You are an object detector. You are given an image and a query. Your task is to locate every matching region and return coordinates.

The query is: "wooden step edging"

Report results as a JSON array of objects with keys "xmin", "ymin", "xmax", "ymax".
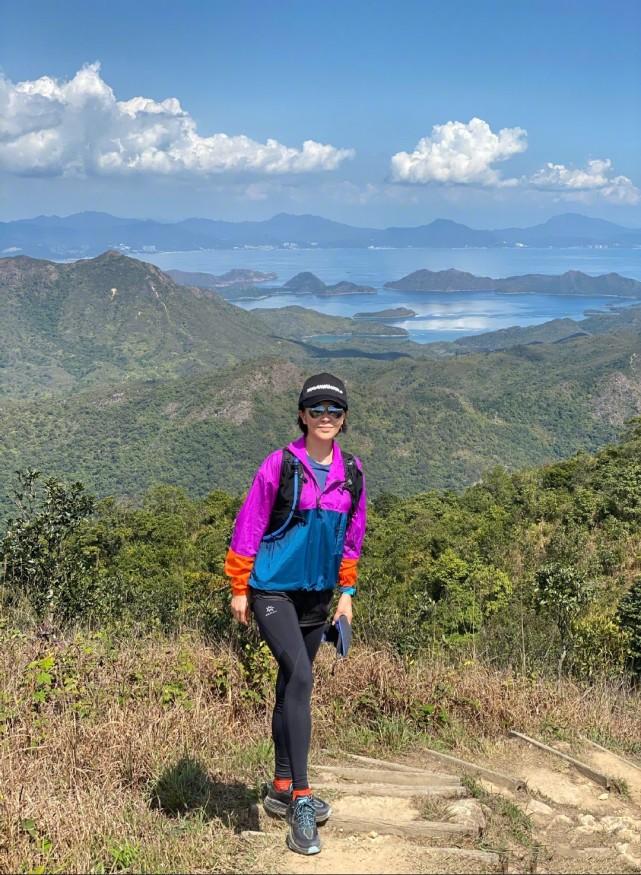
[
  {"xmin": 579, "ymin": 734, "xmax": 641, "ymax": 775},
  {"xmin": 342, "ymin": 749, "xmax": 526, "ymax": 793},
  {"xmin": 340, "ymin": 752, "xmax": 448, "ymax": 774},
  {"xmin": 509, "ymin": 730, "xmax": 613, "ymax": 790},
  {"xmin": 328, "ymin": 814, "xmax": 479, "ymax": 840},
  {"xmin": 311, "ymin": 764, "xmax": 461, "ymax": 787},
  {"xmin": 311, "ymin": 779, "xmax": 467, "ymax": 799}
]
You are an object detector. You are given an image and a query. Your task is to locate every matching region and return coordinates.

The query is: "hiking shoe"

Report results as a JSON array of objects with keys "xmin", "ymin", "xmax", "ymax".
[
  {"xmin": 286, "ymin": 796, "xmax": 321, "ymax": 855},
  {"xmin": 263, "ymin": 784, "xmax": 331, "ymax": 824},
  {"xmin": 263, "ymin": 783, "xmax": 292, "ymax": 818}
]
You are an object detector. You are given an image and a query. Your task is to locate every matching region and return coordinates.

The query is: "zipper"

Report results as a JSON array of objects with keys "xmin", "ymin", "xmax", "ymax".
[
  {"xmin": 317, "ymin": 476, "xmax": 343, "ymax": 511},
  {"xmin": 292, "ymin": 448, "xmax": 343, "ymax": 510}
]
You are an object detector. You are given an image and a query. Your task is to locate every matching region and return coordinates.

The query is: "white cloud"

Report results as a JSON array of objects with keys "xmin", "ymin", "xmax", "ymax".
[
  {"xmin": 389, "ymin": 118, "xmax": 639, "ymax": 206},
  {"xmin": 0, "ymin": 62, "xmax": 354, "ymax": 178},
  {"xmin": 528, "ymin": 159, "xmax": 640, "ymax": 205},
  {"xmin": 390, "ymin": 117, "xmax": 527, "ymax": 187}
]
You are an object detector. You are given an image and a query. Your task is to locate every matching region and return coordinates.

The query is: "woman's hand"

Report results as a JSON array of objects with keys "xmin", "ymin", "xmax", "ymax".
[
  {"xmin": 231, "ymin": 594, "xmax": 250, "ymax": 625},
  {"xmin": 333, "ymin": 593, "xmax": 352, "ymax": 625}
]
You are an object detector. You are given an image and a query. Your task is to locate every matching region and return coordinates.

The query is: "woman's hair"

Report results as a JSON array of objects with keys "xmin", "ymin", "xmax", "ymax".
[{"xmin": 297, "ymin": 407, "xmax": 348, "ymax": 435}]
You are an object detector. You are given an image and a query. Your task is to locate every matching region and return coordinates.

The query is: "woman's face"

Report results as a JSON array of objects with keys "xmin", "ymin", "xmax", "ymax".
[{"xmin": 300, "ymin": 399, "xmax": 346, "ymax": 440}]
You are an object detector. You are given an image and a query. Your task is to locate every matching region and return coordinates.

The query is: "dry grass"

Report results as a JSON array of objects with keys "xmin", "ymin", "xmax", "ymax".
[
  {"xmin": 312, "ymin": 647, "xmax": 641, "ymax": 755},
  {"xmin": 1, "ymin": 627, "xmax": 640, "ymax": 872},
  {"xmin": 414, "ymin": 795, "xmax": 452, "ymax": 822}
]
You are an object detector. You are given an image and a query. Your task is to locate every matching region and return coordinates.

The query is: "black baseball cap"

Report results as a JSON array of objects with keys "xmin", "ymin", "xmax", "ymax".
[{"xmin": 298, "ymin": 373, "xmax": 348, "ymax": 410}]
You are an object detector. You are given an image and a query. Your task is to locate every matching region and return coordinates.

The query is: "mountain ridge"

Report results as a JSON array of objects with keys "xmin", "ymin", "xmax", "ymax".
[{"xmin": 3, "ymin": 211, "xmax": 640, "ymax": 257}]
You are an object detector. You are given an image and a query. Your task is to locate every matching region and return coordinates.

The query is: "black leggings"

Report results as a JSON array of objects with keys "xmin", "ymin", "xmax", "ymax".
[{"xmin": 250, "ymin": 591, "xmax": 328, "ymax": 790}]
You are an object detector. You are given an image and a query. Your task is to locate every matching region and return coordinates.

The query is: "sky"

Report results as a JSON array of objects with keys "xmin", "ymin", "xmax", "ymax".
[{"xmin": 1, "ymin": 0, "xmax": 640, "ymax": 228}]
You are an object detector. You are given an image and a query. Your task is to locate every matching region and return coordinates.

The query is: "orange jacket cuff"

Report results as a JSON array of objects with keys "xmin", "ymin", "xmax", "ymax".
[
  {"xmin": 338, "ymin": 557, "xmax": 358, "ymax": 589},
  {"xmin": 224, "ymin": 548, "xmax": 254, "ymax": 597}
]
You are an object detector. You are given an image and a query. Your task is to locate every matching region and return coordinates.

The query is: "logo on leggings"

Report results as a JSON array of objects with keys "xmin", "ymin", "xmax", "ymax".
[{"xmin": 265, "ymin": 605, "xmax": 277, "ymax": 617}]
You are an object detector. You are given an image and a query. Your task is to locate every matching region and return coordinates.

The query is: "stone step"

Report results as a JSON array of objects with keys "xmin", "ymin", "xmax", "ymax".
[{"xmin": 343, "ymin": 750, "xmax": 525, "ymax": 793}]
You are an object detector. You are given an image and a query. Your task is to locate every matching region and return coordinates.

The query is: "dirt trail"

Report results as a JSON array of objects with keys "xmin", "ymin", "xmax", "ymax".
[{"xmin": 249, "ymin": 741, "xmax": 641, "ymax": 874}]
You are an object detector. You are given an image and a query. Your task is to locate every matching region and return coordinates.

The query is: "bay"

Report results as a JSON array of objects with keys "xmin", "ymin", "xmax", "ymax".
[{"xmin": 146, "ymin": 247, "xmax": 641, "ymax": 344}]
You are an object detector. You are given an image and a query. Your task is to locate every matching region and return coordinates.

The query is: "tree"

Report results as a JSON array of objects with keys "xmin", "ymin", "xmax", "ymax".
[
  {"xmin": 535, "ymin": 562, "xmax": 592, "ymax": 677},
  {"xmin": 1, "ymin": 470, "xmax": 96, "ymax": 621}
]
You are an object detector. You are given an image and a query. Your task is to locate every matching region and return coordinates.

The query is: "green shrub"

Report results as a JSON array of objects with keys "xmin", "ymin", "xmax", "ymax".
[
  {"xmin": 617, "ymin": 578, "xmax": 641, "ymax": 676},
  {"xmin": 0, "ymin": 470, "xmax": 96, "ymax": 622}
]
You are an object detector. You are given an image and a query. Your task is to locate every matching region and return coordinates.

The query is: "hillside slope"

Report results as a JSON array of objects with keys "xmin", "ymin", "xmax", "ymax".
[
  {"xmin": 2, "ymin": 327, "xmax": 641, "ymax": 512},
  {"xmin": 0, "ymin": 251, "xmax": 301, "ymax": 397}
]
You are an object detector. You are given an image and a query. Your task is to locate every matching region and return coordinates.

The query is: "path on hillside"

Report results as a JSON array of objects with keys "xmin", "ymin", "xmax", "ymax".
[{"xmin": 243, "ymin": 740, "xmax": 641, "ymax": 874}]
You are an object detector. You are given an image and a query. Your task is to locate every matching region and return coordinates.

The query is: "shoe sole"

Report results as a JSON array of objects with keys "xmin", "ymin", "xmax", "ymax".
[
  {"xmin": 286, "ymin": 832, "xmax": 321, "ymax": 855},
  {"xmin": 263, "ymin": 796, "xmax": 331, "ymax": 825},
  {"xmin": 263, "ymin": 795, "xmax": 288, "ymax": 818}
]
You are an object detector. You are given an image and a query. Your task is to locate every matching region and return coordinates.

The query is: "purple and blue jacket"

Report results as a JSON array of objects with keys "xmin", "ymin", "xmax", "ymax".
[{"xmin": 224, "ymin": 435, "xmax": 367, "ymax": 597}]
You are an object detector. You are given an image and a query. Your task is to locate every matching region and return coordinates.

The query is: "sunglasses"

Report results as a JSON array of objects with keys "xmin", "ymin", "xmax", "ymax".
[{"xmin": 307, "ymin": 404, "xmax": 345, "ymax": 420}]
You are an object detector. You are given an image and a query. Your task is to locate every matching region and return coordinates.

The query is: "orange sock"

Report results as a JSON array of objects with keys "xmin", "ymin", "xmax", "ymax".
[
  {"xmin": 292, "ymin": 787, "xmax": 312, "ymax": 799},
  {"xmin": 273, "ymin": 777, "xmax": 292, "ymax": 792}
]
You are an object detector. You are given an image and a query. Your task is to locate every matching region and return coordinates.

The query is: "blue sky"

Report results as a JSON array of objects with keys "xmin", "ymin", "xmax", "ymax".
[{"xmin": 1, "ymin": 0, "xmax": 640, "ymax": 227}]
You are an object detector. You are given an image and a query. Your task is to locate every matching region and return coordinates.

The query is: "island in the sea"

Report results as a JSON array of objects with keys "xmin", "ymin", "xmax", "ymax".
[
  {"xmin": 282, "ymin": 272, "xmax": 376, "ymax": 296},
  {"xmin": 353, "ymin": 307, "xmax": 417, "ymax": 320},
  {"xmin": 384, "ymin": 268, "xmax": 641, "ymax": 297},
  {"xmin": 167, "ymin": 268, "xmax": 277, "ymax": 290},
  {"xmin": 170, "ymin": 268, "xmax": 377, "ymax": 300}
]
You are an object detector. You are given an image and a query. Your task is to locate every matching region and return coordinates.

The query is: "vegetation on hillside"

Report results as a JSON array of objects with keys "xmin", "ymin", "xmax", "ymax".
[
  {"xmin": 454, "ymin": 303, "xmax": 641, "ymax": 352},
  {"xmin": 2, "ymin": 321, "xmax": 640, "ymax": 516},
  {"xmin": 3, "ymin": 420, "xmax": 641, "ymax": 679},
  {"xmin": 8, "ymin": 250, "xmax": 641, "ymax": 406}
]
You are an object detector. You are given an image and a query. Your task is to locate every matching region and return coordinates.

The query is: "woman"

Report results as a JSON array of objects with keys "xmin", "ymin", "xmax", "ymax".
[{"xmin": 224, "ymin": 372, "xmax": 367, "ymax": 856}]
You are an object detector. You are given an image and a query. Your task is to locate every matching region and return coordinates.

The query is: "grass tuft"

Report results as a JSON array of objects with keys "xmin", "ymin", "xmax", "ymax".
[{"xmin": 462, "ymin": 775, "xmax": 534, "ymax": 849}]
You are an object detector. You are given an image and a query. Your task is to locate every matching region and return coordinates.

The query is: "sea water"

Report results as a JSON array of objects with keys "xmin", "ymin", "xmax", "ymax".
[{"xmin": 146, "ymin": 247, "xmax": 641, "ymax": 344}]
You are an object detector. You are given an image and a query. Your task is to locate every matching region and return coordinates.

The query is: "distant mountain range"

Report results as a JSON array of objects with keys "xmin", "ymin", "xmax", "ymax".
[{"xmin": 2, "ymin": 211, "xmax": 640, "ymax": 258}]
